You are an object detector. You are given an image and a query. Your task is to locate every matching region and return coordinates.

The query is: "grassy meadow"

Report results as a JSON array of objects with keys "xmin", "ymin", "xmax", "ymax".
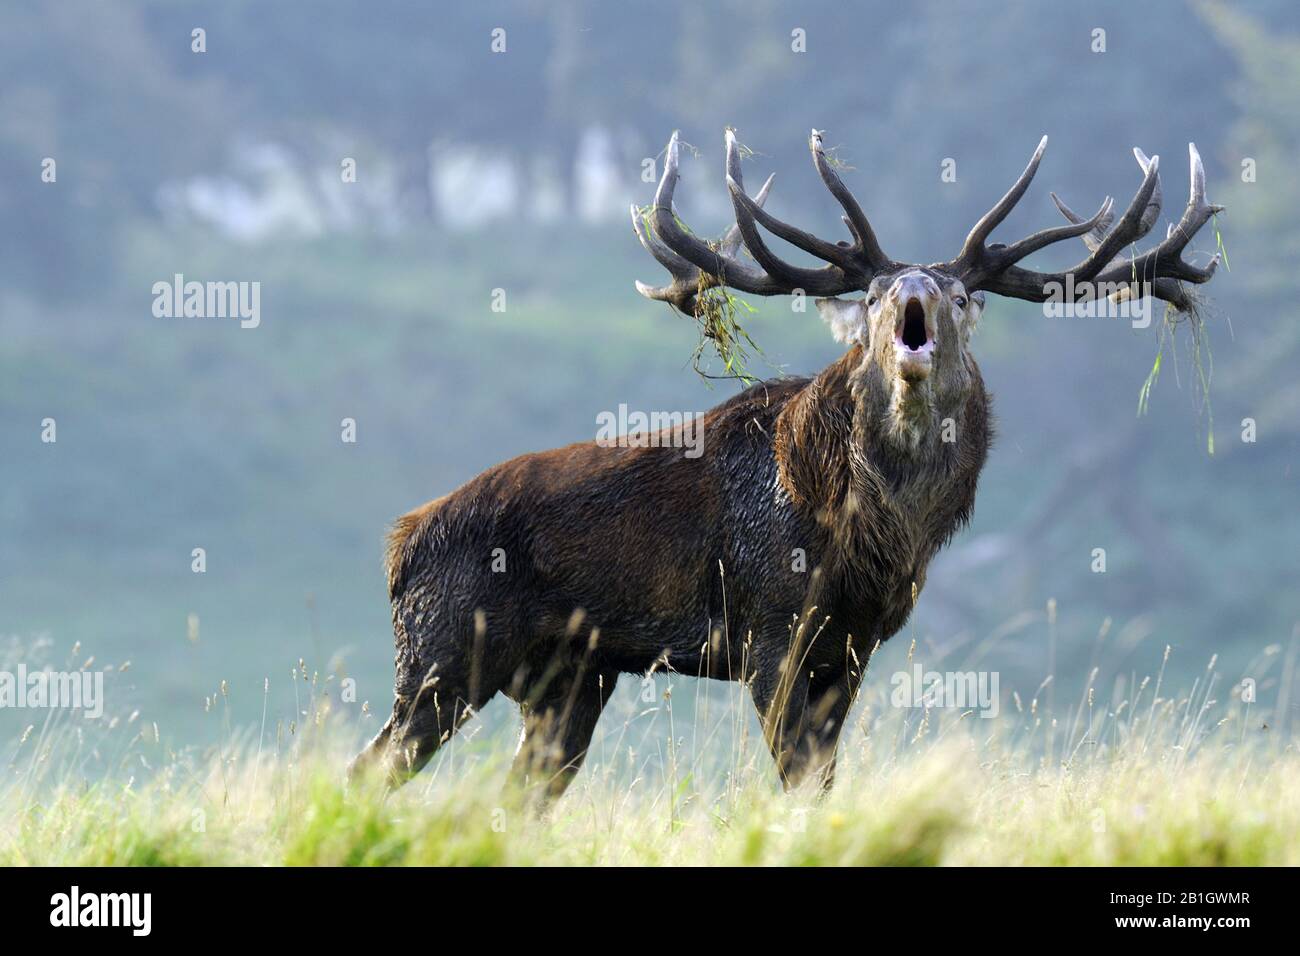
[{"xmin": 2, "ymin": 638, "xmax": 1295, "ymax": 867}]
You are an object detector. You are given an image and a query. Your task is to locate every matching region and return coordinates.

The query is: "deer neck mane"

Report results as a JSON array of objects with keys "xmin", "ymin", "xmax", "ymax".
[{"xmin": 774, "ymin": 346, "xmax": 989, "ymax": 545}]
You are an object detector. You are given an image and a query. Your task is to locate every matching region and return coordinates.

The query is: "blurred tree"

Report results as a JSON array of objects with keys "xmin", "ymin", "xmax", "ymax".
[
  {"xmin": 1199, "ymin": 1, "xmax": 1300, "ymax": 435},
  {"xmin": 0, "ymin": 2, "xmax": 234, "ymax": 293}
]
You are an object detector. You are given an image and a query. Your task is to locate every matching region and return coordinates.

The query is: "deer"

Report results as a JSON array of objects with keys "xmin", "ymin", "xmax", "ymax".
[{"xmin": 350, "ymin": 128, "xmax": 1222, "ymax": 805}]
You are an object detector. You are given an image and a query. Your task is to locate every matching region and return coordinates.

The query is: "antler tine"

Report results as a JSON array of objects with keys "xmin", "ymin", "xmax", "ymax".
[
  {"xmin": 1069, "ymin": 150, "xmax": 1162, "ymax": 282},
  {"xmin": 1093, "ymin": 142, "xmax": 1223, "ymax": 287},
  {"xmin": 1051, "ymin": 150, "xmax": 1186, "ymax": 307},
  {"xmin": 1047, "ymin": 149, "xmax": 1158, "ymax": 258},
  {"xmin": 725, "ymin": 129, "xmax": 852, "ymax": 269},
  {"xmin": 955, "ymin": 135, "xmax": 1048, "ymax": 267},
  {"xmin": 632, "ymin": 172, "xmax": 775, "ymax": 312},
  {"xmin": 1051, "ymin": 192, "xmax": 1112, "ymax": 252},
  {"xmin": 631, "ymin": 204, "xmax": 703, "ymax": 310},
  {"xmin": 724, "ymin": 130, "xmax": 864, "ymax": 292},
  {"xmin": 719, "ymin": 172, "xmax": 774, "ymax": 257},
  {"xmin": 1171, "ymin": 144, "xmax": 1222, "ymax": 261},
  {"xmin": 633, "ymin": 169, "xmax": 774, "ymax": 275},
  {"xmin": 645, "ymin": 131, "xmax": 790, "ymax": 304},
  {"xmin": 808, "ymin": 129, "xmax": 892, "ymax": 270},
  {"xmin": 994, "ymin": 196, "xmax": 1114, "ymax": 265},
  {"xmin": 631, "ymin": 201, "xmax": 694, "ymax": 277},
  {"xmin": 1131, "ymin": 147, "xmax": 1163, "ymax": 235}
]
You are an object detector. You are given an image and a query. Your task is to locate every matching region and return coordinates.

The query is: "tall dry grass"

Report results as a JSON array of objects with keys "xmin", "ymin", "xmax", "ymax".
[{"xmin": 2, "ymin": 634, "xmax": 1296, "ymax": 866}]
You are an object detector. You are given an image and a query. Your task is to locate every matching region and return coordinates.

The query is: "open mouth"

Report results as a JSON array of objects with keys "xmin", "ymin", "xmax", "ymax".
[
  {"xmin": 893, "ymin": 297, "xmax": 935, "ymax": 382},
  {"xmin": 901, "ymin": 298, "xmax": 929, "ymax": 350}
]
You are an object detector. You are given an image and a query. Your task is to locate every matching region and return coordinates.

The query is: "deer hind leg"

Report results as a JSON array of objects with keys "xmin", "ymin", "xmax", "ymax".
[
  {"xmin": 506, "ymin": 665, "xmax": 617, "ymax": 809},
  {"xmin": 349, "ymin": 654, "xmax": 483, "ymax": 787},
  {"xmin": 350, "ymin": 609, "xmax": 518, "ymax": 788}
]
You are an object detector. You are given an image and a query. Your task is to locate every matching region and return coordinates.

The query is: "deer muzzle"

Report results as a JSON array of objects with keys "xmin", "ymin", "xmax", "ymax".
[{"xmin": 890, "ymin": 272, "xmax": 938, "ymax": 381}]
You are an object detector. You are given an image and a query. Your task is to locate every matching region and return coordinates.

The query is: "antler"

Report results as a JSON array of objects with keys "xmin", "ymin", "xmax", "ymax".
[
  {"xmin": 948, "ymin": 137, "xmax": 1222, "ymax": 308},
  {"xmin": 634, "ymin": 131, "xmax": 1223, "ymax": 315},
  {"xmin": 632, "ymin": 130, "xmax": 894, "ymax": 313}
]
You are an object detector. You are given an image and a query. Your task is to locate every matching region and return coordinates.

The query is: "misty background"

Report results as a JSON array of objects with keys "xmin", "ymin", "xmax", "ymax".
[{"xmin": 1, "ymin": 1, "xmax": 1297, "ymax": 754}]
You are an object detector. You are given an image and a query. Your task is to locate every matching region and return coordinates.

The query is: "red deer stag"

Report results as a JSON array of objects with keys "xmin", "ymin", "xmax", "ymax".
[{"xmin": 352, "ymin": 129, "xmax": 1222, "ymax": 803}]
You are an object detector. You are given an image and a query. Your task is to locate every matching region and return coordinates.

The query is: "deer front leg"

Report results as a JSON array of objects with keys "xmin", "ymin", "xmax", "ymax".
[{"xmin": 751, "ymin": 664, "xmax": 860, "ymax": 792}]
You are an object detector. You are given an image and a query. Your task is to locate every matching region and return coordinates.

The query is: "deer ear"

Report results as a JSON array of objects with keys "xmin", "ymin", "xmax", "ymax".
[{"xmin": 815, "ymin": 297, "xmax": 868, "ymax": 345}]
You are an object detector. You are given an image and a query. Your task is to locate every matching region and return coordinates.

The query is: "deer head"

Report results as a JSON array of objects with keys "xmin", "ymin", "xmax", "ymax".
[{"xmin": 633, "ymin": 129, "xmax": 1222, "ymax": 452}]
